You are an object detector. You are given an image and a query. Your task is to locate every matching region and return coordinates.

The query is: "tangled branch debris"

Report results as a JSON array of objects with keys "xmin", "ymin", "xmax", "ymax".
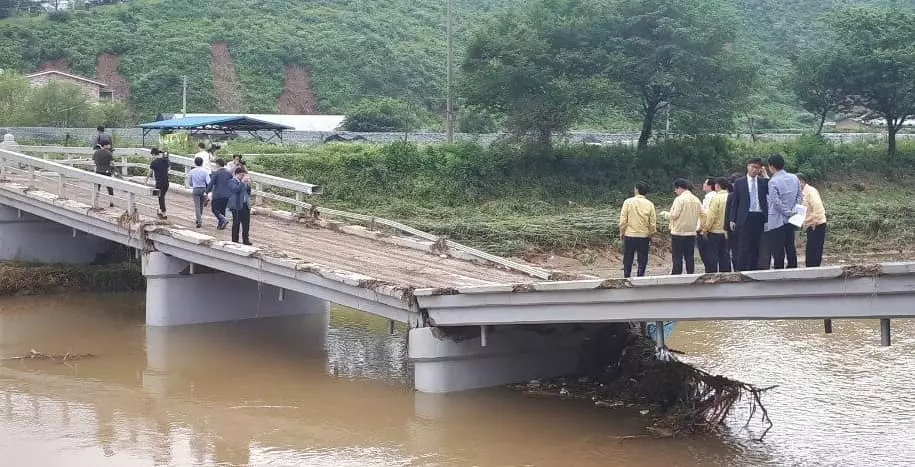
[
  {"xmin": 2, "ymin": 349, "xmax": 96, "ymax": 363},
  {"xmin": 511, "ymin": 324, "xmax": 775, "ymax": 440}
]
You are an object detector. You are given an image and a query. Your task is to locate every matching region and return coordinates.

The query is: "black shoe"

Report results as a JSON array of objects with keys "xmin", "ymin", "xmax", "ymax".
[
  {"xmin": 196, "ymin": 223, "xmax": 202, "ymax": 228},
  {"xmin": 243, "ymin": 241, "xmax": 252, "ymax": 246}
]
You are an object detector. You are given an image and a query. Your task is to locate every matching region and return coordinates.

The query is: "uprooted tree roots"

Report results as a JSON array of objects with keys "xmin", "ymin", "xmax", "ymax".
[{"xmin": 512, "ymin": 324, "xmax": 775, "ymax": 440}]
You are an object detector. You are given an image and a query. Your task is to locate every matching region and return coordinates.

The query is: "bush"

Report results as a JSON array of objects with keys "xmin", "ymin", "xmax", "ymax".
[{"xmin": 341, "ymin": 98, "xmax": 418, "ymax": 133}]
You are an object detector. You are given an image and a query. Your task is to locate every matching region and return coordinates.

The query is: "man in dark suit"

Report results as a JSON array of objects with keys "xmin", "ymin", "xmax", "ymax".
[{"xmin": 727, "ymin": 157, "xmax": 769, "ymax": 271}]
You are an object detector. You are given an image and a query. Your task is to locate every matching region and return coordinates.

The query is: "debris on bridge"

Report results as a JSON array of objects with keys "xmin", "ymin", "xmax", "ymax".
[{"xmin": 511, "ymin": 324, "xmax": 775, "ymax": 440}]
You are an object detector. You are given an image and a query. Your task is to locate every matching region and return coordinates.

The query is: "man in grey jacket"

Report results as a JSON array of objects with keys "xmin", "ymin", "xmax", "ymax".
[
  {"xmin": 764, "ymin": 153, "xmax": 803, "ymax": 269},
  {"xmin": 206, "ymin": 159, "xmax": 233, "ymax": 230}
]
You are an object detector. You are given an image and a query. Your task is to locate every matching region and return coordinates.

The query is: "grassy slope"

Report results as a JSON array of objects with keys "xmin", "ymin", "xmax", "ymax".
[
  {"xmin": 2, "ymin": 0, "xmax": 914, "ymax": 128},
  {"xmin": 0, "ymin": 0, "xmax": 514, "ymax": 120}
]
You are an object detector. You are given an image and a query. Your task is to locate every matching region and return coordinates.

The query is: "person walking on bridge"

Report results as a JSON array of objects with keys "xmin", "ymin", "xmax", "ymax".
[
  {"xmin": 207, "ymin": 159, "xmax": 232, "ymax": 230},
  {"xmin": 187, "ymin": 156, "xmax": 210, "ymax": 228},
  {"xmin": 228, "ymin": 167, "xmax": 253, "ymax": 245},
  {"xmin": 669, "ymin": 179, "xmax": 703, "ymax": 275},
  {"xmin": 145, "ymin": 148, "xmax": 171, "ymax": 219},
  {"xmin": 619, "ymin": 182, "xmax": 657, "ymax": 278},
  {"xmin": 91, "ymin": 126, "xmax": 112, "ymax": 149},
  {"xmin": 92, "ymin": 143, "xmax": 115, "ymax": 208}
]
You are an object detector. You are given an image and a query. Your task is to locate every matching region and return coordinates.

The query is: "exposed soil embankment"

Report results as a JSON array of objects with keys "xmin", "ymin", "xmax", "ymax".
[
  {"xmin": 96, "ymin": 53, "xmax": 130, "ymax": 100},
  {"xmin": 277, "ymin": 64, "xmax": 318, "ymax": 114},
  {"xmin": 210, "ymin": 42, "xmax": 247, "ymax": 113},
  {"xmin": 0, "ymin": 262, "xmax": 144, "ymax": 296}
]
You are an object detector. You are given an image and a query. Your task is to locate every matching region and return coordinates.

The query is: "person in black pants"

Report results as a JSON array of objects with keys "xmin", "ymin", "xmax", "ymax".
[
  {"xmin": 207, "ymin": 159, "xmax": 233, "ymax": 230},
  {"xmin": 146, "ymin": 148, "xmax": 171, "ymax": 219},
  {"xmin": 93, "ymin": 143, "xmax": 115, "ymax": 207},
  {"xmin": 619, "ymin": 182, "xmax": 657, "ymax": 278},
  {"xmin": 798, "ymin": 173, "xmax": 828, "ymax": 267},
  {"xmin": 728, "ymin": 158, "xmax": 769, "ymax": 271},
  {"xmin": 228, "ymin": 167, "xmax": 253, "ymax": 245}
]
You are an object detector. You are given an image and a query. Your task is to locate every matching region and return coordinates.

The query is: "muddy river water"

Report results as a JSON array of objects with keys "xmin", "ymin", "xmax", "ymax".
[{"xmin": 0, "ymin": 293, "xmax": 912, "ymax": 466}]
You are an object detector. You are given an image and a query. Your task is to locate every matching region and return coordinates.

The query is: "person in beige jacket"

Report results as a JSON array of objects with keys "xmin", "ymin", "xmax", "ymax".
[
  {"xmin": 619, "ymin": 182, "xmax": 658, "ymax": 278},
  {"xmin": 669, "ymin": 179, "xmax": 704, "ymax": 275}
]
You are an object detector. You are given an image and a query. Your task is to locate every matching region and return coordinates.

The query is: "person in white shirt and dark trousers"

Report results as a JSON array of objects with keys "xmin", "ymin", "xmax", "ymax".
[{"xmin": 187, "ymin": 157, "xmax": 210, "ymax": 228}]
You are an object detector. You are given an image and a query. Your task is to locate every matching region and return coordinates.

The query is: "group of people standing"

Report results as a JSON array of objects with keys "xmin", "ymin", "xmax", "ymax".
[
  {"xmin": 618, "ymin": 154, "xmax": 828, "ymax": 278},
  {"xmin": 144, "ymin": 147, "xmax": 253, "ymax": 246}
]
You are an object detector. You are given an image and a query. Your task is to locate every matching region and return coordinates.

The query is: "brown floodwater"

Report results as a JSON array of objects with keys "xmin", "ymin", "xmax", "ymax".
[{"xmin": 0, "ymin": 293, "xmax": 912, "ymax": 466}]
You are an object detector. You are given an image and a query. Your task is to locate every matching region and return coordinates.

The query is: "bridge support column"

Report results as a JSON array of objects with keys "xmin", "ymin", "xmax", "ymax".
[
  {"xmin": 408, "ymin": 326, "xmax": 588, "ymax": 393},
  {"xmin": 142, "ymin": 251, "xmax": 330, "ymax": 326},
  {"xmin": 0, "ymin": 205, "xmax": 113, "ymax": 263}
]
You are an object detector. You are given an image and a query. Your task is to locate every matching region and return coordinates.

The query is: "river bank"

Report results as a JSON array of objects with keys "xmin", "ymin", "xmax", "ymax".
[{"xmin": 0, "ymin": 261, "xmax": 144, "ymax": 296}]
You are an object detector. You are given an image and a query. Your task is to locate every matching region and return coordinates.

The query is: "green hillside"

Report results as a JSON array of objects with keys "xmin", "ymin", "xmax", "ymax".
[
  {"xmin": 0, "ymin": 0, "xmax": 912, "ymax": 126},
  {"xmin": 0, "ymin": 0, "xmax": 517, "ymax": 121}
]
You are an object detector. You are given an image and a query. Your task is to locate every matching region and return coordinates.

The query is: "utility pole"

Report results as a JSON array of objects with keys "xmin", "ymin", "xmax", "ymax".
[
  {"xmin": 182, "ymin": 76, "xmax": 188, "ymax": 117},
  {"xmin": 445, "ymin": 0, "xmax": 455, "ymax": 142}
]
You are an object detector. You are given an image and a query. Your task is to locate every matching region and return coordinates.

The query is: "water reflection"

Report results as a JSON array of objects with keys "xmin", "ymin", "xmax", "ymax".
[{"xmin": 8, "ymin": 293, "xmax": 908, "ymax": 465}]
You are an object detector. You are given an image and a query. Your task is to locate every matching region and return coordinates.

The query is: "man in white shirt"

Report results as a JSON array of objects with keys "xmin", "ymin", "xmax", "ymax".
[
  {"xmin": 194, "ymin": 142, "xmax": 213, "ymax": 169},
  {"xmin": 187, "ymin": 156, "xmax": 211, "ymax": 228}
]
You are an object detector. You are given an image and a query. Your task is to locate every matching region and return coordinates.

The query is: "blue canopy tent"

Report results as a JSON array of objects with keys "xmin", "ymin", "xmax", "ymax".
[{"xmin": 138, "ymin": 115, "xmax": 294, "ymax": 145}]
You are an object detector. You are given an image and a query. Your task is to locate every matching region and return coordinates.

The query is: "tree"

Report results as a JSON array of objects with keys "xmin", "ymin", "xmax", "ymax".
[
  {"xmin": 342, "ymin": 98, "xmax": 417, "ymax": 133},
  {"xmin": 25, "ymin": 81, "xmax": 91, "ymax": 127},
  {"xmin": 822, "ymin": 8, "xmax": 915, "ymax": 157},
  {"xmin": 460, "ymin": 0, "xmax": 595, "ymax": 145},
  {"xmin": 593, "ymin": 0, "xmax": 756, "ymax": 148},
  {"xmin": 0, "ymin": 71, "xmax": 30, "ymax": 125},
  {"xmin": 789, "ymin": 50, "xmax": 846, "ymax": 135},
  {"xmin": 90, "ymin": 101, "xmax": 132, "ymax": 127}
]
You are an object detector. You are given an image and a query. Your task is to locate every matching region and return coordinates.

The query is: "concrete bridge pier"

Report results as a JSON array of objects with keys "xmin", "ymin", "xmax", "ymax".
[
  {"xmin": 408, "ymin": 326, "xmax": 589, "ymax": 393},
  {"xmin": 0, "ymin": 205, "xmax": 113, "ymax": 263},
  {"xmin": 142, "ymin": 251, "xmax": 330, "ymax": 327}
]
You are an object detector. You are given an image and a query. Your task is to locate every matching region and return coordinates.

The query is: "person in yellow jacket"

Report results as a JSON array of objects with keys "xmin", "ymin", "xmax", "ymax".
[
  {"xmin": 669, "ymin": 179, "xmax": 704, "ymax": 275},
  {"xmin": 619, "ymin": 182, "xmax": 657, "ymax": 278},
  {"xmin": 798, "ymin": 173, "xmax": 827, "ymax": 267},
  {"xmin": 699, "ymin": 177, "xmax": 732, "ymax": 273}
]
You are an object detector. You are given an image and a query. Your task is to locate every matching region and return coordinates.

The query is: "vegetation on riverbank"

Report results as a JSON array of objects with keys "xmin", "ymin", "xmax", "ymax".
[
  {"xmin": 251, "ymin": 136, "xmax": 915, "ymax": 258},
  {"xmin": 0, "ymin": 261, "xmax": 144, "ymax": 296}
]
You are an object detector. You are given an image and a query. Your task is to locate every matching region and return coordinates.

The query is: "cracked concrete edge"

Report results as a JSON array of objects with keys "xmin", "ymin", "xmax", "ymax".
[{"xmin": 412, "ymin": 263, "xmax": 912, "ymax": 297}]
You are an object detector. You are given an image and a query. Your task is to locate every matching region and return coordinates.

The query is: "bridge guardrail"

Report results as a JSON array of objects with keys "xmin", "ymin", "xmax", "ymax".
[
  {"xmin": 10, "ymin": 144, "xmax": 552, "ymax": 279},
  {"xmin": 15, "ymin": 145, "xmax": 323, "ymax": 208},
  {"xmin": 0, "ymin": 147, "xmax": 158, "ymax": 214}
]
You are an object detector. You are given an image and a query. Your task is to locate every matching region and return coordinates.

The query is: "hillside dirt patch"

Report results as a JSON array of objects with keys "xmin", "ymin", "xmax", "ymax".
[
  {"xmin": 39, "ymin": 58, "xmax": 72, "ymax": 73},
  {"xmin": 209, "ymin": 42, "xmax": 246, "ymax": 113},
  {"xmin": 95, "ymin": 53, "xmax": 130, "ymax": 100},
  {"xmin": 277, "ymin": 64, "xmax": 318, "ymax": 114}
]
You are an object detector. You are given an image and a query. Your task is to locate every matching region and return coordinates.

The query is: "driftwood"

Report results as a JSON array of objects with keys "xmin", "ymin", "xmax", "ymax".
[{"xmin": 2, "ymin": 349, "xmax": 96, "ymax": 363}]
